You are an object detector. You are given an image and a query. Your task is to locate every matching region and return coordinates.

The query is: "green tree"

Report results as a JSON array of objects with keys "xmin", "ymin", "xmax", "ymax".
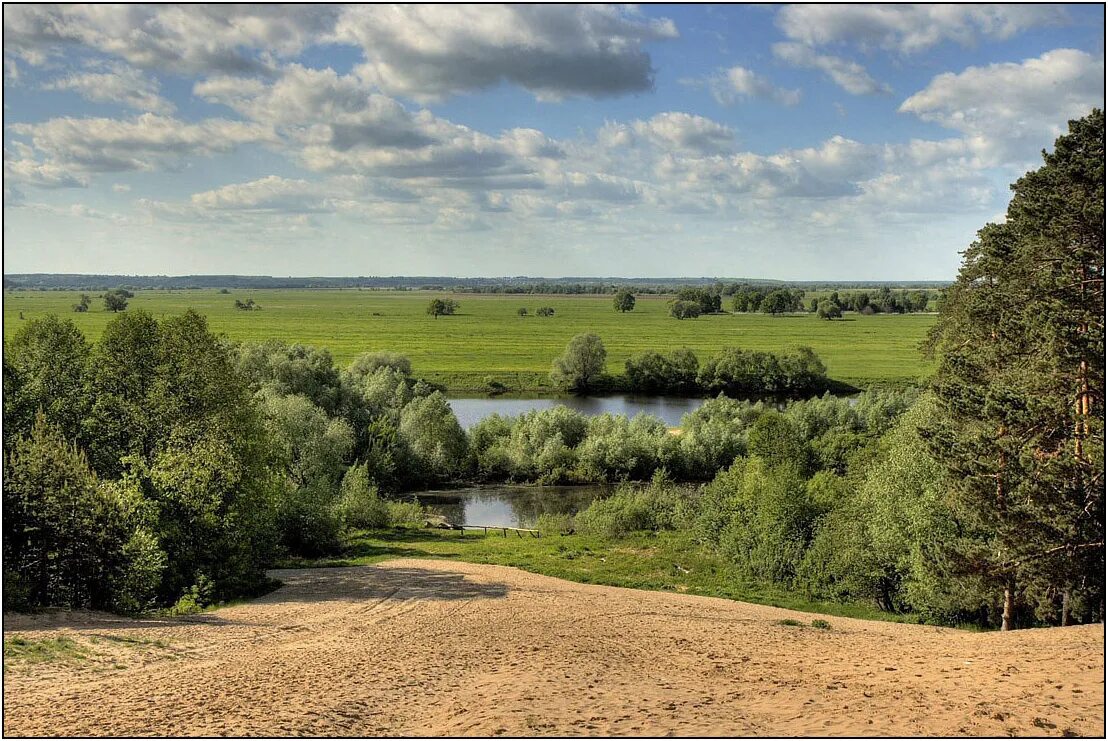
[
  {"xmin": 613, "ymin": 290, "xmax": 636, "ymax": 312},
  {"xmin": 669, "ymin": 300, "xmax": 701, "ymax": 319},
  {"xmin": 104, "ymin": 289, "xmax": 130, "ymax": 312},
  {"xmin": 760, "ymin": 289, "xmax": 796, "ymax": 315},
  {"xmin": 4, "ymin": 314, "xmax": 91, "ymax": 443},
  {"xmin": 816, "ymin": 300, "xmax": 842, "ymax": 320},
  {"xmin": 398, "ymin": 391, "xmax": 468, "ymax": 481},
  {"xmin": 924, "ymin": 109, "xmax": 1105, "ymax": 629},
  {"xmin": 3, "ymin": 414, "xmax": 147, "ymax": 610},
  {"xmin": 550, "ymin": 333, "xmax": 607, "ymax": 392},
  {"xmin": 426, "ymin": 298, "xmax": 459, "ymax": 318},
  {"xmin": 82, "ymin": 310, "xmax": 162, "ymax": 477}
]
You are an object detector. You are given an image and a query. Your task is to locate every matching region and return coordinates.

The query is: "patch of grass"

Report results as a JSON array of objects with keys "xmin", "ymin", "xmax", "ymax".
[
  {"xmin": 811, "ymin": 619, "xmax": 832, "ymax": 630},
  {"xmin": 4, "ymin": 289, "xmax": 936, "ymax": 390},
  {"xmin": 287, "ymin": 527, "xmax": 921, "ymax": 625},
  {"xmin": 776, "ymin": 618, "xmax": 804, "ymax": 627},
  {"xmin": 4, "ymin": 635, "xmax": 88, "ymax": 665}
]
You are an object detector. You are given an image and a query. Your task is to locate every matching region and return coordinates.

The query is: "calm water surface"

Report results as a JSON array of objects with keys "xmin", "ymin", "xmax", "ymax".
[
  {"xmin": 448, "ymin": 392, "xmax": 860, "ymax": 429},
  {"xmin": 410, "ymin": 484, "xmax": 609, "ymax": 529},
  {"xmin": 447, "ymin": 394, "xmax": 705, "ymax": 429}
]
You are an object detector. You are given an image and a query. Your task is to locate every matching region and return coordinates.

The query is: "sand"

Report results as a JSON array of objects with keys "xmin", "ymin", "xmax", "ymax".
[{"xmin": 3, "ymin": 559, "xmax": 1104, "ymax": 737}]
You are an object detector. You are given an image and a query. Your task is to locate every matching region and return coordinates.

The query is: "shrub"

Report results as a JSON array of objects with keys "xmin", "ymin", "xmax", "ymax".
[
  {"xmin": 536, "ymin": 513, "xmax": 575, "ymax": 536},
  {"xmin": 484, "ymin": 377, "xmax": 509, "ymax": 395},
  {"xmin": 336, "ymin": 464, "xmax": 389, "ymax": 530},
  {"xmin": 386, "ymin": 500, "xmax": 427, "ymax": 526},
  {"xmin": 624, "ymin": 348, "xmax": 699, "ymax": 394},
  {"xmin": 275, "ymin": 481, "xmax": 343, "ymax": 557},
  {"xmin": 575, "ymin": 413, "xmax": 672, "ymax": 481},
  {"xmin": 669, "ymin": 300, "xmax": 701, "ymax": 319},
  {"xmin": 575, "ymin": 472, "xmax": 687, "ymax": 538},
  {"xmin": 167, "ymin": 574, "xmax": 214, "ymax": 616},
  {"xmin": 111, "ymin": 528, "xmax": 167, "ymax": 614},
  {"xmin": 811, "ymin": 619, "xmax": 832, "ymax": 630},
  {"xmin": 346, "ymin": 351, "xmax": 412, "ymax": 379}
]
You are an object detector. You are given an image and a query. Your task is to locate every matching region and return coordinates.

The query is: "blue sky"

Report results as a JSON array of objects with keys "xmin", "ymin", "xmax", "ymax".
[{"xmin": 3, "ymin": 4, "xmax": 1104, "ymax": 279}]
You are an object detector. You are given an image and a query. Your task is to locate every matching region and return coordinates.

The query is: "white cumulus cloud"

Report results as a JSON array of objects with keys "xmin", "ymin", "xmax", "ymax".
[
  {"xmin": 773, "ymin": 43, "xmax": 891, "ymax": 95},
  {"xmin": 777, "ymin": 4, "xmax": 1067, "ymax": 54},
  {"xmin": 900, "ymin": 48, "xmax": 1105, "ymax": 164}
]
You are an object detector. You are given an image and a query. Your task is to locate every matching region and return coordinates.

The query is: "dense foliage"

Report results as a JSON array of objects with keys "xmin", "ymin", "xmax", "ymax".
[
  {"xmin": 924, "ymin": 109, "xmax": 1105, "ymax": 628},
  {"xmin": 2, "ymin": 316, "xmax": 457, "ymax": 612}
]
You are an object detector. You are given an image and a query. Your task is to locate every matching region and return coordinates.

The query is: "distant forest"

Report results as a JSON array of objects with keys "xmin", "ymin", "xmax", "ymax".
[{"xmin": 3, "ymin": 274, "xmax": 950, "ymax": 293}]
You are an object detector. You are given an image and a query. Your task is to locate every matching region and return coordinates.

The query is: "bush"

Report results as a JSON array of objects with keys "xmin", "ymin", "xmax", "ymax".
[
  {"xmin": 111, "ymin": 528, "xmax": 167, "ymax": 614},
  {"xmin": 624, "ymin": 348, "xmax": 699, "ymax": 394},
  {"xmin": 575, "ymin": 413, "xmax": 673, "ymax": 481},
  {"xmin": 484, "ymin": 377, "xmax": 509, "ymax": 395},
  {"xmin": 166, "ymin": 575, "xmax": 215, "ymax": 616},
  {"xmin": 669, "ymin": 300, "xmax": 701, "ymax": 319},
  {"xmin": 346, "ymin": 351, "xmax": 412, "ymax": 379},
  {"xmin": 575, "ymin": 472, "xmax": 687, "ymax": 538},
  {"xmin": 386, "ymin": 500, "xmax": 427, "ymax": 526},
  {"xmin": 275, "ymin": 482, "xmax": 343, "ymax": 557},
  {"xmin": 336, "ymin": 464, "xmax": 389, "ymax": 530},
  {"xmin": 535, "ymin": 513, "xmax": 575, "ymax": 536},
  {"xmin": 698, "ymin": 347, "xmax": 827, "ymax": 396},
  {"xmin": 710, "ymin": 457, "xmax": 819, "ymax": 586}
]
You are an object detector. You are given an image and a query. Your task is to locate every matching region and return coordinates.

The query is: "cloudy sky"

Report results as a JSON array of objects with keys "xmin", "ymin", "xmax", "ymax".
[{"xmin": 3, "ymin": 4, "xmax": 1104, "ymax": 279}]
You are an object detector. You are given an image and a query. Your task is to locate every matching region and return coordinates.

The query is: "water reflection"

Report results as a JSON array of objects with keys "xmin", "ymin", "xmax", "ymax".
[
  {"xmin": 448, "ymin": 394, "xmax": 705, "ymax": 429},
  {"xmin": 409, "ymin": 484, "xmax": 609, "ymax": 529},
  {"xmin": 447, "ymin": 392, "xmax": 859, "ymax": 429}
]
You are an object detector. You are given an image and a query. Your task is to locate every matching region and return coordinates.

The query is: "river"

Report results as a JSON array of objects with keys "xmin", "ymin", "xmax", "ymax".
[
  {"xmin": 410, "ymin": 484, "xmax": 610, "ymax": 529},
  {"xmin": 447, "ymin": 394, "xmax": 706, "ymax": 429}
]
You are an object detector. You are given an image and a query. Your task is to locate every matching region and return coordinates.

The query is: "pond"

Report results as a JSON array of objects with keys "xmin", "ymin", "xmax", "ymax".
[
  {"xmin": 447, "ymin": 394, "xmax": 706, "ymax": 429},
  {"xmin": 407, "ymin": 484, "xmax": 610, "ymax": 529}
]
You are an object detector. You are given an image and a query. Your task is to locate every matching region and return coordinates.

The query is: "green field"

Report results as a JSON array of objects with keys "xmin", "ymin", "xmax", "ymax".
[{"xmin": 3, "ymin": 289, "xmax": 936, "ymax": 390}]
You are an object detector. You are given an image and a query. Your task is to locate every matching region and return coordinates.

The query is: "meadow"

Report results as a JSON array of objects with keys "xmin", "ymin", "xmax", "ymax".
[{"xmin": 3, "ymin": 289, "xmax": 936, "ymax": 391}]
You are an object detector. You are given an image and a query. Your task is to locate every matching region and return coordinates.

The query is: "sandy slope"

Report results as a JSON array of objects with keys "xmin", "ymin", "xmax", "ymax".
[{"xmin": 3, "ymin": 560, "xmax": 1104, "ymax": 737}]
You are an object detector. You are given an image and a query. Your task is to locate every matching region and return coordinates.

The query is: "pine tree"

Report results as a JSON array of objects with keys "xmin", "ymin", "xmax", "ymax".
[{"xmin": 925, "ymin": 109, "xmax": 1105, "ymax": 629}]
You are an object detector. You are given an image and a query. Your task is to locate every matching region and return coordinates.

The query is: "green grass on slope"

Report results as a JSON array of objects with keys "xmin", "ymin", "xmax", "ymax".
[
  {"xmin": 277, "ymin": 527, "xmax": 920, "ymax": 625},
  {"xmin": 3, "ymin": 289, "xmax": 936, "ymax": 390},
  {"xmin": 3, "ymin": 635, "xmax": 89, "ymax": 665}
]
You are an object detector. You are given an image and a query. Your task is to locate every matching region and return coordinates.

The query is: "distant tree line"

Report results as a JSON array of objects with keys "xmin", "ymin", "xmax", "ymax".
[
  {"xmin": 622, "ymin": 345, "xmax": 828, "ymax": 397},
  {"xmin": 5, "ymin": 273, "xmax": 950, "ymax": 294}
]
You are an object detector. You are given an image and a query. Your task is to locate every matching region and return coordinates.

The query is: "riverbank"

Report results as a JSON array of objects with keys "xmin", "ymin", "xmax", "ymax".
[{"xmin": 4, "ymin": 560, "xmax": 1101, "ymax": 736}]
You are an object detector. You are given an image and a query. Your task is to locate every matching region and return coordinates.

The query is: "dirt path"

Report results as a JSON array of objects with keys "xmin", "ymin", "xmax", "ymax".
[{"xmin": 4, "ymin": 560, "xmax": 1104, "ymax": 737}]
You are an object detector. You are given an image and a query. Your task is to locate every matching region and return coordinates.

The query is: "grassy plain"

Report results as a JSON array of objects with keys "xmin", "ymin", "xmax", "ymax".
[
  {"xmin": 280, "ymin": 527, "xmax": 920, "ymax": 625},
  {"xmin": 3, "ymin": 289, "xmax": 936, "ymax": 390}
]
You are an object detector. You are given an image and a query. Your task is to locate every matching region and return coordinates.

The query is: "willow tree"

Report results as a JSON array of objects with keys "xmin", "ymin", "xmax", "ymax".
[{"xmin": 925, "ymin": 109, "xmax": 1105, "ymax": 629}]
